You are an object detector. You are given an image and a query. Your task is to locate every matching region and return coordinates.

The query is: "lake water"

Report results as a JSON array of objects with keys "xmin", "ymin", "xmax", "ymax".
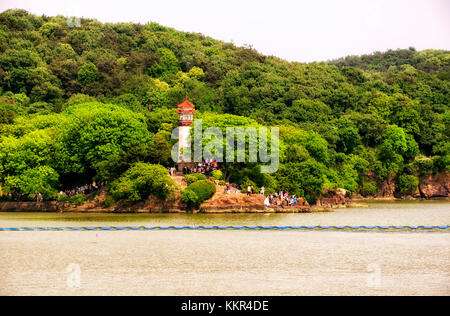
[{"xmin": 0, "ymin": 201, "xmax": 449, "ymax": 296}]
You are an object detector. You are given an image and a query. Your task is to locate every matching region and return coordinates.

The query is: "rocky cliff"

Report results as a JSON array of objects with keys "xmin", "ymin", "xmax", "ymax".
[
  {"xmin": 418, "ymin": 172, "xmax": 450, "ymax": 198},
  {"xmin": 316, "ymin": 188, "xmax": 353, "ymax": 209},
  {"xmin": 353, "ymin": 172, "xmax": 449, "ymax": 199}
]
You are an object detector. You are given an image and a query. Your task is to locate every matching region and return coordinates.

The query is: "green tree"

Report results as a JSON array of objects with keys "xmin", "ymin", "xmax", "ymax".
[
  {"xmin": 111, "ymin": 163, "xmax": 176, "ymax": 201},
  {"xmin": 149, "ymin": 48, "xmax": 180, "ymax": 78},
  {"xmin": 396, "ymin": 174, "xmax": 419, "ymax": 195},
  {"xmin": 77, "ymin": 62, "xmax": 98, "ymax": 86},
  {"xmin": 4, "ymin": 166, "xmax": 59, "ymax": 200},
  {"xmin": 276, "ymin": 160, "xmax": 325, "ymax": 202},
  {"xmin": 56, "ymin": 103, "xmax": 151, "ymax": 180},
  {"xmin": 304, "ymin": 132, "xmax": 329, "ymax": 165}
]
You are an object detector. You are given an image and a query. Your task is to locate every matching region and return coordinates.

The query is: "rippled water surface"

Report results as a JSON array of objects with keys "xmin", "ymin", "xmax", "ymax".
[{"xmin": 0, "ymin": 201, "xmax": 449, "ymax": 296}]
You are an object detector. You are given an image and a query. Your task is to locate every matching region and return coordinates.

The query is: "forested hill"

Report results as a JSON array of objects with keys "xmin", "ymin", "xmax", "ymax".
[
  {"xmin": 329, "ymin": 48, "xmax": 449, "ymax": 75},
  {"xmin": 0, "ymin": 9, "xmax": 449, "ymax": 202}
]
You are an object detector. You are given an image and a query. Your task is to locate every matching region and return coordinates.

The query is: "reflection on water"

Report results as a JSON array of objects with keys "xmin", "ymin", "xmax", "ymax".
[{"xmin": 0, "ymin": 201, "xmax": 449, "ymax": 296}]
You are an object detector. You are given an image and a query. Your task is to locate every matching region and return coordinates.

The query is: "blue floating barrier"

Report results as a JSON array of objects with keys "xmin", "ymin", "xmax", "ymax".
[{"xmin": 0, "ymin": 225, "xmax": 448, "ymax": 232}]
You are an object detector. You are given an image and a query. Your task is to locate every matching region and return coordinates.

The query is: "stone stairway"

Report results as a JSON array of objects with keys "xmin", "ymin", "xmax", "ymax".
[{"xmin": 171, "ymin": 175, "xmax": 187, "ymax": 189}]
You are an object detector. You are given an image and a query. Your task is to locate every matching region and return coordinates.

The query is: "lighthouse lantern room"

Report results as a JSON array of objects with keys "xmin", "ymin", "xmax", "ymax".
[{"xmin": 177, "ymin": 96, "xmax": 195, "ymax": 126}]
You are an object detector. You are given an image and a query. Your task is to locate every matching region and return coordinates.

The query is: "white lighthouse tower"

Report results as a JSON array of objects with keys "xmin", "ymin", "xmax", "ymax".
[{"xmin": 177, "ymin": 96, "xmax": 196, "ymax": 172}]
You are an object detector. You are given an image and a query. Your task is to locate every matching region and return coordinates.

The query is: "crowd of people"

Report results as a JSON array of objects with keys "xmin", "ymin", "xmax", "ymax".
[
  {"xmin": 58, "ymin": 181, "xmax": 105, "ymax": 197},
  {"xmin": 245, "ymin": 186, "xmax": 306, "ymax": 208},
  {"xmin": 180, "ymin": 160, "xmax": 220, "ymax": 177},
  {"xmin": 265, "ymin": 191, "xmax": 307, "ymax": 207}
]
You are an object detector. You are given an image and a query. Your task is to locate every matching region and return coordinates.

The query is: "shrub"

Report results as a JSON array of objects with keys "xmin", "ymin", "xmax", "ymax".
[
  {"xmin": 0, "ymin": 106, "xmax": 15, "ymax": 124},
  {"xmin": 360, "ymin": 179, "xmax": 379, "ymax": 196},
  {"xmin": 188, "ymin": 180, "xmax": 216, "ymax": 201},
  {"xmin": 101, "ymin": 195, "xmax": 115, "ymax": 208},
  {"xmin": 57, "ymin": 194, "xmax": 71, "ymax": 203},
  {"xmin": 111, "ymin": 163, "xmax": 176, "ymax": 201},
  {"xmin": 70, "ymin": 194, "xmax": 87, "ymax": 206},
  {"xmin": 412, "ymin": 156, "xmax": 433, "ymax": 176},
  {"xmin": 433, "ymin": 154, "xmax": 450, "ymax": 173},
  {"xmin": 218, "ymin": 180, "xmax": 226, "ymax": 186},
  {"xmin": 396, "ymin": 174, "xmax": 419, "ymax": 195},
  {"xmin": 182, "ymin": 180, "xmax": 216, "ymax": 209},
  {"xmin": 184, "ymin": 173, "xmax": 206, "ymax": 185},
  {"xmin": 432, "ymin": 143, "xmax": 450, "ymax": 173},
  {"xmin": 180, "ymin": 189, "xmax": 199, "ymax": 209},
  {"xmin": 211, "ymin": 170, "xmax": 223, "ymax": 181},
  {"xmin": 184, "ymin": 174, "xmax": 197, "ymax": 186}
]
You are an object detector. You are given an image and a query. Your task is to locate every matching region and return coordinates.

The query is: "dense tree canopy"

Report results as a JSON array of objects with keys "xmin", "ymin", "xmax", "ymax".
[{"xmin": 0, "ymin": 10, "xmax": 448, "ymax": 202}]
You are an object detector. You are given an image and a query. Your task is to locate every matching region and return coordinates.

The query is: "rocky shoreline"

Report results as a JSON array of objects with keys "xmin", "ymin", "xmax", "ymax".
[
  {"xmin": 0, "ymin": 196, "xmax": 447, "ymax": 214},
  {"xmin": 0, "ymin": 188, "xmax": 351, "ymax": 213},
  {"xmin": 0, "ymin": 172, "xmax": 448, "ymax": 213}
]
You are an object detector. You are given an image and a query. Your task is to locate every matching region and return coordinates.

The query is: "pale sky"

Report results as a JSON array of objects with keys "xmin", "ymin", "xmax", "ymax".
[{"xmin": 1, "ymin": 0, "xmax": 449, "ymax": 62}]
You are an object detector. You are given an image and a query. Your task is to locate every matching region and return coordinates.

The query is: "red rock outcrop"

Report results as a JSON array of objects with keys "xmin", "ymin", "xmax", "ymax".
[
  {"xmin": 374, "ymin": 173, "xmax": 396, "ymax": 198},
  {"xmin": 199, "ymin": 185, "xmax": 310, "ymax": 213},
  {"xmin": 316, "ymin": 189, "xmax": 352, "ymax": 208},
  {"xmin": 419, "ymin": 172, "xmax": 450, "ymax": 198},
  {"xmin": 351, "ymin": 172, "xmax": 449, "ymax": 200}
]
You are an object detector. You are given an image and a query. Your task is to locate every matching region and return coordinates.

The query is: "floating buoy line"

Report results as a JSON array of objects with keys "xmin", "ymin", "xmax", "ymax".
[{"xmin": 0, "ymin": 226, "xmax": 448, "ymax": 232}]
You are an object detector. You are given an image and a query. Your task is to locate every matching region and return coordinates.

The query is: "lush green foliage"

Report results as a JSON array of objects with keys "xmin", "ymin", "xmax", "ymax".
[
  {"xmin": 396, "ymin": 174, "xmax": 419, "ymax": 195},
  {"xmin": 276, "ymin": 161, "xmax": 326, "ymax": 202},
  {"xmin": 58, "ymin": 193, "xmax": 88, "ymax": 206},
  {"xmin": 4, "ymin": 165, "xmax": 59, "ymax": 200},
  {"xmin": 184, "ymin": 173, "xmax": 206, "ymax": 186},
  {"xmin": 181, "ymin": 180, "xmax": 216, "ymax": 209},
  {"xmin": 78, "ymin": 62, "xmax": 98, "ymax": 86},
  {"xmin": 180, "ymin": 189, "xmax": 200, "ymax": 209},
  {"xmin": 111, "ymin": 163, "xmax": 176, "ymax": 201},
  {"xmin": 211, "ymin": 169, "xmax": 223, "ymax": 181},
  {"xmin": 0, "ymin": 10, "xmax": 448, "ymax": 202}
]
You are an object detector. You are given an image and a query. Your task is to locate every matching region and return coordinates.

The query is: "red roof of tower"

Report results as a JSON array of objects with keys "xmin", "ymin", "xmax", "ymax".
[{"xmin": 177, "ymin": 96, "xmax": 195, "ymax": 108}]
